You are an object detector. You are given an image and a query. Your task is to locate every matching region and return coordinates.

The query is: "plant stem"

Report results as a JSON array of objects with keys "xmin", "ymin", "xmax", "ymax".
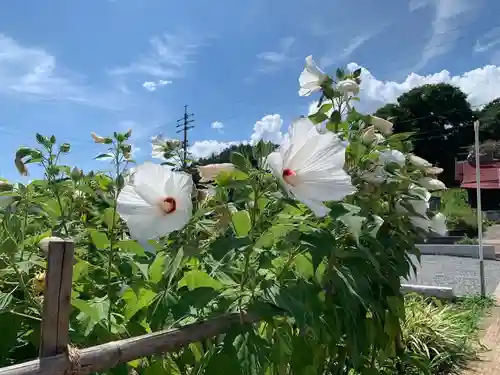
[{"xmin": 107, "ymin": 148, "xmax": 122, "ymax": 333}]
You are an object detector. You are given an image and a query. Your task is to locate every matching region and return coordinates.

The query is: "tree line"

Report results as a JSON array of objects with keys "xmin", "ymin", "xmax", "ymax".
[{"xmin": 197, "ymin": 83, "xmax": 500, "ymax": 187}]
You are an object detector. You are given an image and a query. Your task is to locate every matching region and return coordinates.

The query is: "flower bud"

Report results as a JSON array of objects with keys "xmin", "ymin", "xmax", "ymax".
[
  {"xmin": 91, "ymin": 132, "xmax": 106, "ymax": 144},
  {"xmin": 14, "ymin": 157, "xmax": 28, "ymax": 176},
  {"xmin": 38, "ymin": 236, "xmax": 64, "ymax": 255},
  {"xmin": 370, "ymin": 116, "xmax": 393, "ymax": 135},
  {"xmin": 337, "ymin": 79, "xmax": 359, "ymax": 95},
  {"xmin": 361, "ymin": 126, "xmax": 376, "ymax": 145},
  {"xmin": 33, "ymin": 271, "xmax": 46, "ymax": 293},
  {"xmin": 418, "ymin": 177, "xmax": 446, "ymax": 191}
]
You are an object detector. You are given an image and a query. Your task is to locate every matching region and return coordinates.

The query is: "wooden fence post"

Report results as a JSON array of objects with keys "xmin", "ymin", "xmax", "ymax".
[{"xmin": 39, "ymin": 240, "xmax": 75, "ymax": 358}]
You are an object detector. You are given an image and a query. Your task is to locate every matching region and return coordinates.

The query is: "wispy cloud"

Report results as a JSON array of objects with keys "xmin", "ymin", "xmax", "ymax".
[
  {"xmin": 255, "ymin": 37, "xmax": 297, "ymax": 74},
  {"xmin": 0, "ymin": 34, "xmax": 128, "ymax": 110},
  {"xmin": 110, "ymin": 33, "xmax": 206, "ymax": 80},
  {"xmin": 320, "ymin": 34, "xmax": 373, "ymax": 68},
  {"xmin": 410, "ymin": 0, "xmax": 480, "ymax": 72},
  {"xmin": 474, "ymin": 26, "xmax": 500, "ymax": 53}
]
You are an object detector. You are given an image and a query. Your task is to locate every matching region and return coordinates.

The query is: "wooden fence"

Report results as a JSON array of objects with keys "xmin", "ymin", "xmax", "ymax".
[{"xmin": 0, "ymin": 240, "xmax": 255, "ymax": 375}]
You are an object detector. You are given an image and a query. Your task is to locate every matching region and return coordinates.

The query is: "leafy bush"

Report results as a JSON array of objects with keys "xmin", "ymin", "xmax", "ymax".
[
  {"xmin": 437, "ymin": 188, "xmax": 492, "ymax": 235},
  {"xmin": 0, "ymin": 58, "xmax": 454, "ymax": 374}
]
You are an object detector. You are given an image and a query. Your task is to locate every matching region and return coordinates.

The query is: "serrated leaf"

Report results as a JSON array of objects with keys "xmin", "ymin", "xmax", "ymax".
[
  {"xmin": 231, "ymin": 210, "xmax": 251, "ymax": 238},
  {"xmin": 149, "ymin": 253, "xmax": 167, "ymax": 283},
  {"xmin": 89, "ymin": 230, "xmax": 109, "ymax": 250},
  {"xmin": 0, "ymin": 237, "xmax": 17, "ymax": 257},
  {"xmin": 122, "ymin": 287, "xmax": 157, "ymax": 321},
  {"xmin": 338, "ymin": 214, "xmax": 366, "ymax": 244},
  {"xmin": 230, "ymin": 152, "xmax": 247, "ymax": 170},
  {"xmin": 118, "ymin": 240, "xmax": 145, "ymax": 256},
  {"xmin": 178, "ymin": 270, "xmax": 223, "ymax": 291}
]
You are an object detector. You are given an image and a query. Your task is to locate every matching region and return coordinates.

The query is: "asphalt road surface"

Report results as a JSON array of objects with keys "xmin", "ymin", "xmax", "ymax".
[{"xmin": 404, "ymin": 255, "xmax": 500, "ymax": 296}]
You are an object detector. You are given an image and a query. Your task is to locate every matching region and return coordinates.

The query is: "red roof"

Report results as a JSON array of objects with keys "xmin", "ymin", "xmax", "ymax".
[{"xmin": 456, "ymin": 161, "xmax": 500, "ymax": 189}]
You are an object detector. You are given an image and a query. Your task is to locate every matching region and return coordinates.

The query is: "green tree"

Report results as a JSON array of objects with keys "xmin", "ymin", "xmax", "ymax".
[
  {"xmin": 477, "ymin": 97, "xmax": 500, "ymax": 140},
  {"xmin": 374, "ymin": 83, "xmax": 474, "ymax": 186}
]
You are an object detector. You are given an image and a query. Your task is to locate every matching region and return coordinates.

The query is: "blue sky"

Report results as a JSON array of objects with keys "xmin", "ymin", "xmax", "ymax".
[{"xmin": 2, "ymin": 0, "xmax": 500, "ymax": 181}]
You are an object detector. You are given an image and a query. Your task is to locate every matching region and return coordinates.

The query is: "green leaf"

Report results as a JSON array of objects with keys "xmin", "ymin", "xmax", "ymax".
[
  {"xmin": 230, "ymin": 152, "xmax": 248, "ymax": 170},
  {"xmin": 72, "ymin": 259, "xmax": 91, "ymax": 282},
  {"xmin": 94, "ymin": 153, "xmax": 114, "ymax": 160},
  {"xmin": 0, "ymin": 237, "xmax": 17, "ymax": 256},
  {"xmin": 149, "ymin": 253, "xmax": 167, "ymax": 283},
  {"xmin": 166, "ymin": 248, "xmax": 184, "ymax": 288},
  {"xmin": 308, "ymin": 112, "xmax": 328, "ymax": 124},
  {"xmin": 122, "ymin": 287, "xmax": 157, "ymax": 321},
  {"xmin": 231, "ymin": 210, "xmax": 251, "ymax": 238},
  {"xmin": 330, "ymin": 110, "xmax": 342, "ymax": 124},
  {"xmin": 89, "ymin": 230, "xmax": 109, "ymax": 250},
  {"xmin": 338, "ymin": 214, "xmax": 366, "ymax": 244},
  {"xmin": 35, "ymin": 133, "xmax": 50, "ymax": 148},
  {"xmin": 0, "ymin": 292, "xmax": 13, "ymax": 312},
  {"xmin": 178, "ymin": 270, "xmax": 223, "ymax": 291},
  {"xmin": 118, "ymin": 240, "xmax": 145, "ymax": 256},
  {"xmin": 336, "ymin": 68, "xmax": 345, "ymax": 80},
  {"xmin": 319, "ymin": 103, "xmax": 333, "ymax": 114},
  {"xmin": 352, "ymin": 68, "xmax": 362, "ymax": 78},
  {"xmin": 103, "ymin": 207, "xmax": 118, "ymax": 230}
]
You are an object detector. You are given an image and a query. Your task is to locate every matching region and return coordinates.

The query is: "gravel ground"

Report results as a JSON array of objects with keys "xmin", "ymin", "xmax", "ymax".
[{"xmin": 404, "ymin": 255, "xmax": 500, "ymax": 296}]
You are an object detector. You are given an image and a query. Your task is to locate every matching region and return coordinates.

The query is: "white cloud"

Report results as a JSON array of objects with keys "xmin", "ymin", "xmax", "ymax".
[
  {"xmin": 189, "ymin": 140, "xmax": 247, "ymax": 159},
  {"xmin": 340, "ymin": 62, "xmax": 500, "ymax": 112},
  {"xmin": 211, "ymin": 121, "xmax": 224, "ymax": 133},
  {"xmin": 110, "ymin": 33, "xmax": 205, "ymax": 80},
  {"xmin": 189, "ymin": 114, "xmax": 285, "ymax": 159},
  {"xmin": 142, "ymin": 79, "xmax": 172, "ymax": 92},
  {"xmin": 410, "ymin": 0, "xmax": 478, "ymax": 72},
  {"xmin": 251, "ymin": 114, "xmax": 284, "ymax": 145}
]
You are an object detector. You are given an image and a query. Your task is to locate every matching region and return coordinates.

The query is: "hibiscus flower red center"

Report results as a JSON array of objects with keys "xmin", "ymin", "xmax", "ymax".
[
  {"xmin": 160, "ymin": 197, "xmax": 177, "ymax": 214},
  {"xmin": 282, "ymin": 168, "xmax": 298, "ymax": 186}
]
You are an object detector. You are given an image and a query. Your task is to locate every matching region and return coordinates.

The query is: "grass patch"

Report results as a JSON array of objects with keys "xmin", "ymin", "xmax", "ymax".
[{"xmin": 399, "ymin": 294, "xmax": 494, "ymax": 374}]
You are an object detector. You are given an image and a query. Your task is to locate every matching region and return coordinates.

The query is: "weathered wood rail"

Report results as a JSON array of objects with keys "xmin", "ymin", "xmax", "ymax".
[{"xmin": 0, "ymin": 240, "xmax": 254, "ymax": 375}]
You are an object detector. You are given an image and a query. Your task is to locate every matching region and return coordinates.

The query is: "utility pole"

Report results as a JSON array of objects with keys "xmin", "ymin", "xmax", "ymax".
[{"xmin": 176, "ymin": 105, "xmax": 195, "ymax": 170}]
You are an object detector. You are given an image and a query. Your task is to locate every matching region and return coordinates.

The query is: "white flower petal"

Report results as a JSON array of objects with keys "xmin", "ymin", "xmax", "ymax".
[{"xmin": 294, "ymin": 194, "xmax": 331, "ymax": 217}]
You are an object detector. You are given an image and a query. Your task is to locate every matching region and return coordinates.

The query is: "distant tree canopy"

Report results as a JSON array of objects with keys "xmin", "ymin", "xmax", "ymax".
[{"xmin": 373, "ymin": 83, "xmax": 496, "ymax": 186}]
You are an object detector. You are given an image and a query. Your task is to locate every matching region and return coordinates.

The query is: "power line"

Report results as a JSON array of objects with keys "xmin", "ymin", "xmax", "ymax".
[{"xmin": 176, "ymin": 105, "xmax": 195, "ymax": 169}]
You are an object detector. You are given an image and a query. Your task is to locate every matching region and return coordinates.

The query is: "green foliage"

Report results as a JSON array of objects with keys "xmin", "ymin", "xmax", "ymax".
[
  {"xmin": 436, "ymin": 188, "xmax": 492, "ymax": 234},
  {"xmin": 396, "ymin": 294, "xmax": 493, "ymax": 375}
]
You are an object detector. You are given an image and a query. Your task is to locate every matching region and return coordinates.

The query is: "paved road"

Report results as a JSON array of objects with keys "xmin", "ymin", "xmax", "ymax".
[{"xmin": 404, "ymin": 255, "xmax": 500, "ymax": 296}]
